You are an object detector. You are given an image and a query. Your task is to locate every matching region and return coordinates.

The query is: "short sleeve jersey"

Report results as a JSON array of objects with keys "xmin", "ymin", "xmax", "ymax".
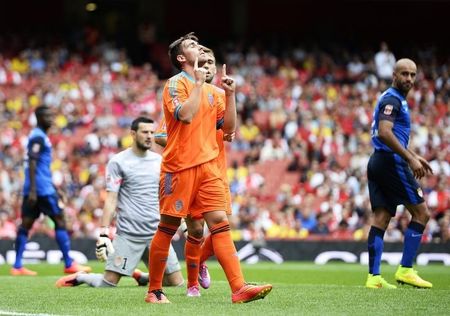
[
  {"xmin": 161, "ymin": 71, "xmax": 225, "ymax": 172},
  {"xmin": 371, "ymin": 87, "xmax": 411, "ymax": 152},
  {"xmin": 105, "ymin": 148, "xmax": 162, "ymax": 240},
  {"xmin": 23, "ymin": 127, "xmax": 55, "ymax": 196}
]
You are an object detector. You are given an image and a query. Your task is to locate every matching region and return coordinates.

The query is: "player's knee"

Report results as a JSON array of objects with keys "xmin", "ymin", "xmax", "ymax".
[
  {"xmin": 163, "ymin": 271, "xmax": 184, "ymax": 287},
  {"xmin": 187, "ymin": 226, "xmax": 204, "ymax": 239}
]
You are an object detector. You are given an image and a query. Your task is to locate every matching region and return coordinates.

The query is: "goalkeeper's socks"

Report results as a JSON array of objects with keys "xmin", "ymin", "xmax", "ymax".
[
  {"xmin": 400, "ymin": 221, "xmax": 425, "ymax": 268},
  {"xmin": 368, "ymin": 226, "xmax": 385, "ymax": 275},
  {"xmin": 55, "ymin": 228, "xmax": 73, "ymax": 268},
  {"xmin": 185, "ymin": 235, "xmax": 203, "ymax": 287},
  {"xmin": 148, "ymin": 223, "xmax": 178, "ymax": 292},
  {"xmin": 210, "ymin": 221, "xmax": 245, "ymax": 292},
  {"xmin": 200, "ymin": 234, "xmax": 214, "ymax": 263},
  {"xmin": 13, "ymin": 227, "xmax": 29, "ymax": 269},
  {"xmin": 76, "ymin": 273, "xmax": 116, "ymax": 287}
]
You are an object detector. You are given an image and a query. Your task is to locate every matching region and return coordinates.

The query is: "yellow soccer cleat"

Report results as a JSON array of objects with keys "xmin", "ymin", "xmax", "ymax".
[
  {"xmin": 395, "ymin": 266, "xmax": 432, "ymax": 289},
  {"xmin": 365, "ymin": 274, "xmax": 397, "ymax": 289}
]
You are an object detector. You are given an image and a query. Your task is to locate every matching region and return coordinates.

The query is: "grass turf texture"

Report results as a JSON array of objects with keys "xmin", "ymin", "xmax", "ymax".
[{"xmin": 0, "ymin": 262, "xmax": 449, "ymax": 315}]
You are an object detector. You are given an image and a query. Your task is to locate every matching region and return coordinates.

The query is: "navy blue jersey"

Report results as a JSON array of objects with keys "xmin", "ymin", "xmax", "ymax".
[
  {"xmin": 23, "ymin": 127, "xmax": 55, "ymax": 196},
  {"xmin": 371, "ymin": 87, "xmax": 411, "ymax": 152}
]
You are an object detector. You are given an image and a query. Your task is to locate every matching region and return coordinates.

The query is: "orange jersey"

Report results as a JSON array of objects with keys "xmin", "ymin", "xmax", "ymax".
[
  {"xmin": 154, "ymin": 116, "xmax": 167, "ymax": 139},
  {"xmin": 216, "ymin": 129, "xmax": 228, "ymax": 183},
  {"xmin": 161, "ymin": 71, "xmax": 225, "ymax": 172}
]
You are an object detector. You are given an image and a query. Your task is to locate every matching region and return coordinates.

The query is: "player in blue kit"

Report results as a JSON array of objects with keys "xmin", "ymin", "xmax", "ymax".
[
  {"xmin": 366, "ymin": 59, "xmax": 433, "ymax": 289},
  {"xmin": 11, "ymin": 105, "xmax": 91, "ymax": 276}
]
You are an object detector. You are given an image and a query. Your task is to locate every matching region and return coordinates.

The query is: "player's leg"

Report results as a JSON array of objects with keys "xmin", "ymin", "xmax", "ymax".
[
  {"xmin": 163, "ymin": 243, "xmax": 184, "ymax": 286},
  {"xmin": 395, "ymin": 201, "xmax": 432, "ymax": 288},
  {"xmin": 57, "ymin": 234, "xmax": 147, "ymax": 288},
  {"xmin": 388, "ymin": 155, "xmax": 432, "ymax": 288},
  {"xmin": 198, "ymin": 190, "xmax": 231, "ymax": 289},
  {"xmin": 198, "ymin": 234, "xmax": 212, "ymax": 289},
  {"xmin": 366, "ymin": 153, "xmax": 396, "ymax": 289},
  {"xmin": 11, "ymin": 197, "xmax": 39, "ymax": 276},
  {"xmin": 184, "ymin": 215, "xmax": 204, "ymax": 296},
  {"xmin": 137, "ymin": 242, "xmax": 184, "ymax": 287},
  {"xmin": 146, "ymin": 169, "xmax": 192, "ymax": 303},
  {"xmin": 146, "ymin": 214, "xmax": 181, "ymax": 304},
  {"xmin": 46, "ymin": 194, "xmax": 91, "ymax": 273},
  {"xmin": 203, "ymin": 211, "xmax": 272, "ymax": 303},
  {"xmin": 366, "ymin": 207, "xmax": 396, "ymax": 289}
]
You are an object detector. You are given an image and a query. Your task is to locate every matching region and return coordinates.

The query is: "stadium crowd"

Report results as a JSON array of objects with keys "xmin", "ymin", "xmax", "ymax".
[{"xmin": 0, "ymin": 36, "xmax": 448, "ymax": 243}]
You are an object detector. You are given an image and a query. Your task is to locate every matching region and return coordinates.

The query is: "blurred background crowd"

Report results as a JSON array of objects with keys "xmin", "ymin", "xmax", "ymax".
[{"xmin": 0, "ymin": 0, "xmax": 448, "ymax": 244}]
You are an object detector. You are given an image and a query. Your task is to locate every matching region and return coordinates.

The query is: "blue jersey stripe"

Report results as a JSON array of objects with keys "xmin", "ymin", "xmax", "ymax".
[{"xmin": 393, "ymin": 154, "xmax": 419, "ymax": 204}]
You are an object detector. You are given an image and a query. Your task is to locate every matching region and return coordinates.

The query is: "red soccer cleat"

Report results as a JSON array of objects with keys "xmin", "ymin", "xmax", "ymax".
[
  {"xmin": 145, "ymin": 290, "xmax": 171, "ymax": 304},
  {"xmin": 232, "ymin": 283, "xmax": 273, "ymax": 304},
  {"xmin": 55, "ymin": 272, "xmax": 84, "ymax": 288},
  {"xmin": 10, "ymin": 267, "xmax": 38, "ymax": 276},
  {"xmin": 64, "ymin": 262, "xmax": 92, "ymax": 274},
  {"xmin": 132, "ymin": 269, "xmax": 148, "ymax": 286}
]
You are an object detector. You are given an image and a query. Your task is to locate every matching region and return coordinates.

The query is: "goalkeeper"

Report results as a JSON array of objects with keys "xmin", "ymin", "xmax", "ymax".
[{"xmin": 55, "ymin": 117, "xmax": 183, "ymax": 288}]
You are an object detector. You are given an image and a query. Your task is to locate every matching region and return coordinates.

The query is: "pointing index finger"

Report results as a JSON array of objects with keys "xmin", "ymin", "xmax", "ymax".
[{"xmin": 223, "ymin": 64, "xmax": 227, "ymax": 76}]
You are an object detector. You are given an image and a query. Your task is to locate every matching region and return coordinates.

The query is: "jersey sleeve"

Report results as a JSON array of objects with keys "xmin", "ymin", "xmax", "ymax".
[
  {"xmin": 27, "ymin": 136, "xmax": 45, "ymax": 160},
  {"xmin": 379, "ymin": 96, "xmax": 401, "ymax": 122},
  {"xmin": 164, "ymin": 77, "xmax": 189, "ymax": 121},
  {"xmin": 154, "ymin": 116, "xmax": 167, "ymax": 139},
  {"xmin": 105, "ymin": 159, "xmax": 123, "ymax": 193},
  {"xmin": 215, "ymin": 87, "xmax": 226, "ymax": 130}
]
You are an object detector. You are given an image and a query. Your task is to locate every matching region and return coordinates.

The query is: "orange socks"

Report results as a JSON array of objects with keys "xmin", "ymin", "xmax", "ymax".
[
  {"xmin": 148, "ymin": 223, "xmax": 178, "ymax": 292},
  {"xmin": 200, "ymin": 234, "xmax": 214, "ymax": 263},
  {"xmin": 185, "ymin": 235, "xmax": 204, "ymax": 287},
  {"xmin": 210, "ymin": 221, "xmax": 245, "ymax": 292}
]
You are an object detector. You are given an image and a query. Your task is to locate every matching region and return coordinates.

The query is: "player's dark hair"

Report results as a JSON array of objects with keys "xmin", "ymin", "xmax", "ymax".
[
  {"xmin": 131, "ymin": 117, "xmax": 154, "ymax": 131},
  {"xmin": 35, "ymin": 105, "xmax": 51, "ymax": 119},
  {"xmin": 201, "ymin": 45, "xmax": 214, "ymax": 57},
  {"xmin": 168, "ymin": 32, "xmax": 199, "ymax": 70}
]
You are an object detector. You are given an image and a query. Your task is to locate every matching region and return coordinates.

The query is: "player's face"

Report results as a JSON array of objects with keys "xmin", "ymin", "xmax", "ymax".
[
  {"xmin": 393, "ymin": 63, "xmax": 417, "ymax": 94},
  {"xmin": 202, "ymin": 53, "xmax": 217, "ymax": 84},
  {"xmin": 38, "ymin": 109, "xmax": 54, "ymax": 130},
  {"xmin": 133, "ymin": 122, "xmax": 154, "ymax": 151},
  {"xmin": 181, "ymin": 39, "xmax": 206, "ymax": 66}
]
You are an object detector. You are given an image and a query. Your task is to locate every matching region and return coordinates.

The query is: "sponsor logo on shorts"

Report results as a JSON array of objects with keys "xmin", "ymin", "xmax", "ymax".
[
  {"xmin": 175, "ymin": 200, "xmax": 183, "ymax": 212},
  {"xmin": 114, "ymin": 256, "xmax": 123, "ymax": 267}
]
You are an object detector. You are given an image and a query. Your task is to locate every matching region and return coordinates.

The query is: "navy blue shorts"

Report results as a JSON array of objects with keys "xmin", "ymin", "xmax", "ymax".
[
  {"xmin": 367, "ymin": 151, "xmax": 424, "ymax": 216},
  {"xmin": 21, "ymin": 193, "xmax": 62, "ymax": 219}
]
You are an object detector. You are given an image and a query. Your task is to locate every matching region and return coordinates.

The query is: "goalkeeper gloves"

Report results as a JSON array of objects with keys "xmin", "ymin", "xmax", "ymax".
[{"xmin": 96, "ymin": 229, "xmax": 114, "ymax": 261}]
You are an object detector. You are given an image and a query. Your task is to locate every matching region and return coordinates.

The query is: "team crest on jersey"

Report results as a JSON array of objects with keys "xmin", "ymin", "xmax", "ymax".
[
  {"xmin": 383, "ymin": 104, "xmax": 393, "ymax": 115},
  {"xmin": 208, "ymin": 93, "xmax": 214, "ymax": 106},
  {"xmin": 417, "ymin": 188, "xmax": 423, "ymax": 198},
  {"xmin": 175, "ymin": 200, "xmax": 183, "ymax": 212}
]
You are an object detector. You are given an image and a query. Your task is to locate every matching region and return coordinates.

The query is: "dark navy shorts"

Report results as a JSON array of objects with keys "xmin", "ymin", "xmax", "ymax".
[
  {"xmin": 21, "ymin": 193, "xmax": 62, "ymax": 219},
  {"xmin": 367, "ymin": 151, "xmax": 424, "ymax": 216}
]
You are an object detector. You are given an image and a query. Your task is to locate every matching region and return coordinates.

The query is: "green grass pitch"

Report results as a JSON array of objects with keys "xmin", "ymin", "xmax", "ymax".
[{"xmin": 0, "ymin": 262, "xmax": 449, "ymax": 315}]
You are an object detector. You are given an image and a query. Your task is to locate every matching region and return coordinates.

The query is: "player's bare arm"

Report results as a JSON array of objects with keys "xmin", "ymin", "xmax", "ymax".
[
  {"xmin": 378, "ymin": 120, "xmax": 425, "ymax": 179},
  {"xmin": 177, "ymin": 56, "xmax": 206, "ymax": 123},
  {"xmin": 407, "ymin": 148, "xmax": 434, "ymax": 175},
  {"xmin": 28, "ymin": 158, "xmax": 37, "ymax": 206},
  {"xmin": 221, "ymin": 64, "xmax": 237, "ymax": 134}
]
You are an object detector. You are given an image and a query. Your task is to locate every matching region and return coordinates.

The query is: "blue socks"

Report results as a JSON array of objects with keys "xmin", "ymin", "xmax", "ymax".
[
  {"xmin": 400, "ymin": 221, "xmax": 425, "ymax": 268},
  {"xmin": 55, "ymin": 229, "xmax": 73, "ymax": 268},
  {"xmin": 368, "ymin": 226, "xmax": 385, "ymax": 275},
  {"xmin": 13, "ymin": 227, "xmax": 29, "ymax": 269}
]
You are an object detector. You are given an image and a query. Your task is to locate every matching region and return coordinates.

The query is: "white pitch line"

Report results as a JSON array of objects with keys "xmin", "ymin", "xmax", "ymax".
[{"xmin": 0, "ymin": 310, "xmax": 70, "ymax": 316}]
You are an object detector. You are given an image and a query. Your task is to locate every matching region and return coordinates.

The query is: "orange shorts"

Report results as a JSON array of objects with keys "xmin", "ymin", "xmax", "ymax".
[
  {"xmin": 160, "ymin": 160, "xmax": 226, "ymax": 218},
  {"xmin": 224, "ymin": 180, "xmax": 232, "ymax": 216}
]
